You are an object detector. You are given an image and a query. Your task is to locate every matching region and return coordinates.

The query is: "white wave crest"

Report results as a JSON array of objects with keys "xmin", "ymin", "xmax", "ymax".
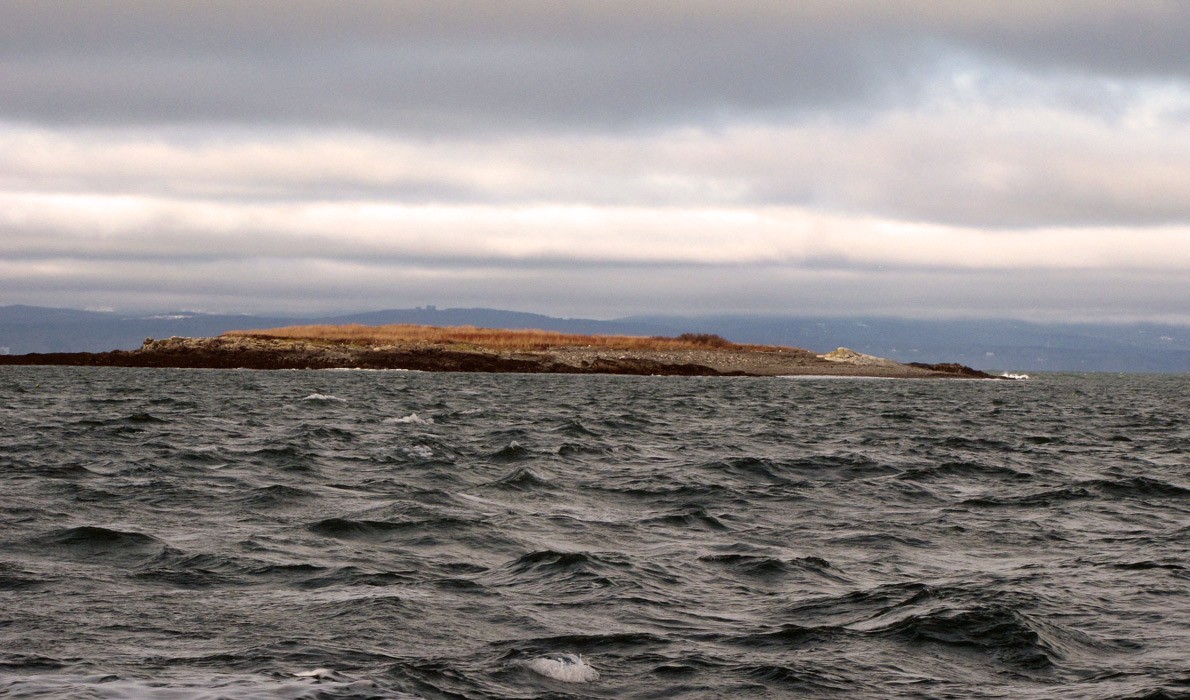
[
  {"xmin": 521, "ymin": 653, "xmax": 601, "ymax": 683},
  {"xmin": 301, "ymin": 393, "xmax": 346, "ymax": 402},
  {"xmin": 404, "ymin": 444, "xmax": 435, "ymax": 460},
  {"xmin": 1000, "ymin": 372, "xmax": 1031, "ymax": 380},
  {"xmin": 291, "ymin": 667, "xmax": 354, "ymax": 681},
  {"xmin": 385, "ymin": 412, "xmax": 434, "ymax": 425}
]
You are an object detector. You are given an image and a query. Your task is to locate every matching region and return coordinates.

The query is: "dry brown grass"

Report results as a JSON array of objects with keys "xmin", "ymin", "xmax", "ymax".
[{"xmin": 222, "ymin": 324, "xmax": 789, "ymax": 353}]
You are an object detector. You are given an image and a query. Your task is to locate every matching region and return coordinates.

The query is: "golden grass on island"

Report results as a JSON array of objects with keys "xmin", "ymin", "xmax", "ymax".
[{"xmin": 222, "ymin": 324, "xmax": 792, "ymax": 353}]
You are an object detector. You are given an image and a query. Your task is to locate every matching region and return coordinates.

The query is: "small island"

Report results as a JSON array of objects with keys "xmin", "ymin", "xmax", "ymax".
[{"xmin": 0, "ymin": 323, "xmax": 998, "ymax": 378}]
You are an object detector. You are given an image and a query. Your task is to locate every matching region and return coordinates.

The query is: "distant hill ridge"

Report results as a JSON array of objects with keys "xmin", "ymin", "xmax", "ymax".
[{"xmin": 1, "ymin": 305, "xmax": 1187, "ymax": 373}]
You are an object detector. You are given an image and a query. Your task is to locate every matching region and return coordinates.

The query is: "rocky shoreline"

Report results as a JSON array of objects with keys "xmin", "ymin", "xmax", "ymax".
[{"xmin": 0, "ymin": 335, "xmax": 1000, "ymax": 379}]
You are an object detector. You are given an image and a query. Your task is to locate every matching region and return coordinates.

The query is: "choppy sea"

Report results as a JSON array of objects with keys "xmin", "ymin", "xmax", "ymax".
[{"xmin": 1, "ymin": 367, "xmax": 1187, "ymax": 699}]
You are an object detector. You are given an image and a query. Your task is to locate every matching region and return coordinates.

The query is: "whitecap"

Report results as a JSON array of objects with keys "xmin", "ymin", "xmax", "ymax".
[
  {"xmin": 293, "ymin": 667, "xmax": 341, "ymax": 680},
  {"xmin": 301, "ymin": 393, "xmax": 346, "ymax": 402},
  {"xmin": 385, "ymin": 412, "xmax": 434, "ymax": 425},
  {"xmin": 318, "ymin": 367, "xmax": 415, "ymax": 372},
  {"xmin": 404, "ymin": 444, "xmax": 435, "ymax": 460},
  {"xmin": 520, "ymin": 653, "xmax": 601, "ymax": 683},
  {"xmin": 1000, "ymin": 372, "xmax": 1031, "ymax": 380}
]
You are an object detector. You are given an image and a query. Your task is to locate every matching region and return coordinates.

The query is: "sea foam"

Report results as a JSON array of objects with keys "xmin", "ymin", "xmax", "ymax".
[
  {"xmin": 300, "ymin": 393, "xmax": 346, "ymax": 402},
  {"xmin": 385, "ymin": 412, "xmax": 434, "ymax": 424},
  {"xmin": 520, "ymin": 653, "xmax": 601, "ymax": 683}
]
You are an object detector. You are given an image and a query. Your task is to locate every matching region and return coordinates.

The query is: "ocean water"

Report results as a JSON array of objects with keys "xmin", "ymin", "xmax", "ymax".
[{"xmin": 0, "ymin": 367, "xmax": 1187, "ymax": 699}]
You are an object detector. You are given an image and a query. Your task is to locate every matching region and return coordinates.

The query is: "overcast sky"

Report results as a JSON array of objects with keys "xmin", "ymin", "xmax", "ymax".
[{"xmin": 2, "ymin": 1, "xmax": 1189, "ymax": 322}]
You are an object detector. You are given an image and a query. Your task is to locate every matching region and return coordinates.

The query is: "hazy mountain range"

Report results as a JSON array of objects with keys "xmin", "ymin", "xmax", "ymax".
[{"xmin": 1, "ymin": 305, "xmax": 1187, "ymax": 373}]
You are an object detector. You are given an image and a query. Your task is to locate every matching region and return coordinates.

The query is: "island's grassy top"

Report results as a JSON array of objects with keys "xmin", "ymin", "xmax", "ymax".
[{"xmin": 222, "ymin": 324, "xmax": 791, "ymax": 353}]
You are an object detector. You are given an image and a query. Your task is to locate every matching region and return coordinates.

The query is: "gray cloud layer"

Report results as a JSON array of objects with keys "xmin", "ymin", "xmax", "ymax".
[
  {"xmin": 3, "ymin": 1, "xmax": 1187, "ymax": 131},
  {"xmin": 1, "ymin": 1, "xmax": 1188, "ymax": 321}
]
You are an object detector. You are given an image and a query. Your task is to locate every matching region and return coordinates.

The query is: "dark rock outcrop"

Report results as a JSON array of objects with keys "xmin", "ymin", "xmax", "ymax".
[
  {"xmin": 0, "ymin": 335, "xmax": 996, "ymax": 378},
  {"xmin": 0, "ymin": 337, "xmax": 730, "ymax": 376},
  {"xmin": 906, "ymin": 361, "xmax": 998, "ymax": 379}
]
